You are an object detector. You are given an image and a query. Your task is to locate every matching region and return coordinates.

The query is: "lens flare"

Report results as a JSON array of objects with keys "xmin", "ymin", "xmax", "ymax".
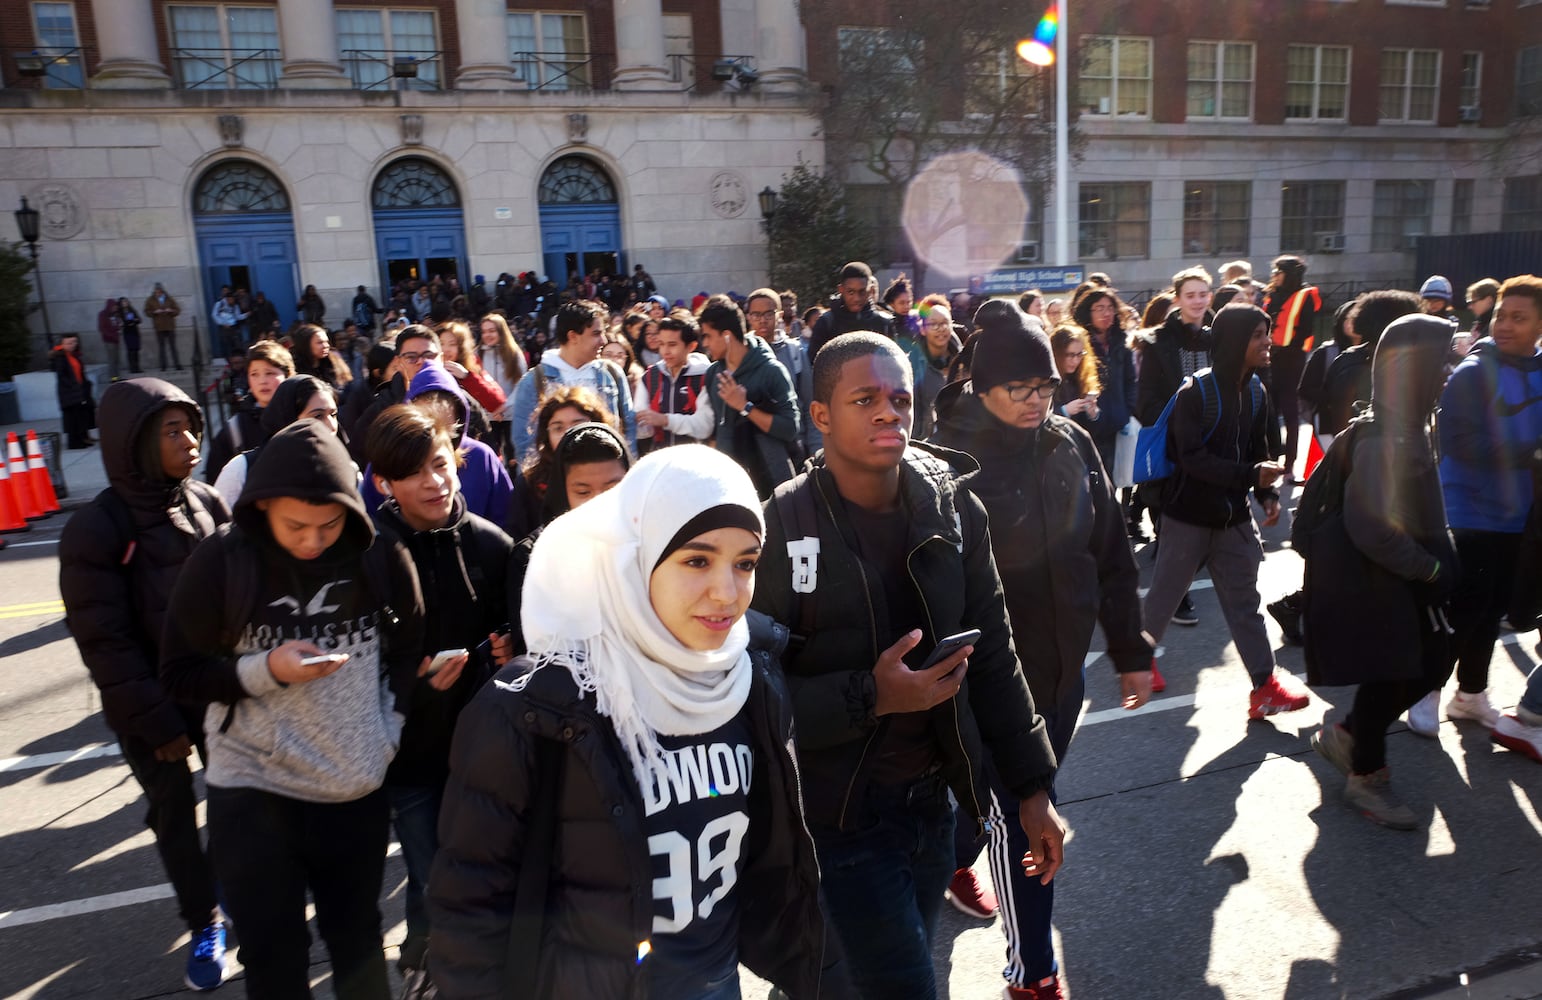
[
  {"xmin": 1017, "ymin": 5, "xmax": 1058, "ymax": 67},
  {"xmin": 901, "ymin": 151, "xmax": 1031, "ymax": 279}
]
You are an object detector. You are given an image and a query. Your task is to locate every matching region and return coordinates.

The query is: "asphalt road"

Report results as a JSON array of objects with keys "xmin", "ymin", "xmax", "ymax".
[{"xmin": 2, "ymin": 484, "xmax": 1540, "ymax": 1000}]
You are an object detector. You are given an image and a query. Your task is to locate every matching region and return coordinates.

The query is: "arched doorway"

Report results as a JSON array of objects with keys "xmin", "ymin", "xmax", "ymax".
[
  {"xmin": 538, "ymin": 155, "xmax": 622, "ymax": 287},
  {"xmin": 193, "ymin": 160, "xmax": 298, "ymax": 350},
  {"xmin": 372, "ymin": 157, "xmax": 467, "ymax": 294}
]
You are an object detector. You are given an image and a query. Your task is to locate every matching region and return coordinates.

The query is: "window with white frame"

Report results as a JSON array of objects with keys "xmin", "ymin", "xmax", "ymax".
[
  {"xmin": 964, "ymin": 33, "xmax": 1043, "ymax": 115},
  {"xmin": 1372, "ymin": 180, "xmax": 1432, "ymax": 250},
  {"xmin": 1279, "ymin": 181, "xmax": 1345, "ymax": 252},
  {"xmin": 337, "ymin": 9, "xmax": 438, "ymax": 89},
  {"xmin": 30, "ymin": 2, "xmax": 83, "ymax": 88},
  {"xmin": 508, "ymin": 11, "xmax": 589, "ymax": 89},
  {"xmin": 1186, "ymin": 41, "xmax": 1253, "ymax": 119},
  {"xmin": 663, "ymin": 13, "xmax": 693, "ymax": 83},
  {"xmin": 1079, "ymin": 36, "xmax": 1151, "ymax": 117},
  {"xmin": 1452, "ymin": 178, "xmax": 1474, "ymax": 234},
  {"xmin": 1285, "ymin": 44, "xmax": 1349, "ymax": 120},
  {"xmin": 1504, "ymin": 176, "xmax": 1542, "ymax": 230},
  {"xmin": 1460, "ymin": 52, "xmax": 1482, "ymax": 112},
  {"xmin": 1079, "ymin": 182, "xmax": 1150, "ymax": 260},
  {"xmin": 1379, "ymin": 48, "xmax": 1440, "ymax": 122},
  {"xmin": 1522, "ymin": 46, "xmax": 1542, "ymax": 117},
  {"xmin": 167, "ymin": 4, "xmax": 280, "ymax": 89},
  {"xmin": 1182, "ymin": 182, "xmax": 1250, "ymax": 256}
]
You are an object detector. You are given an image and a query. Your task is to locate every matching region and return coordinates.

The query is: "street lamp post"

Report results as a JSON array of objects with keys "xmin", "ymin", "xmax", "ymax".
[
  {"xmin": 13, "ymin": 197, "xmax": 53, "ymax": 347},
  {"xmin": 758, "ymin": 185, "xmax": 779, "ymax": 279}
]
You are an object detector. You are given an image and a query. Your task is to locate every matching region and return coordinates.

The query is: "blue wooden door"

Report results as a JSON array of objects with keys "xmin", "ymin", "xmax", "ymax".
[
  {"xmin": 374, "ymin": 207, "xmax": 467, "ymax": 295},
  {"xmin": 194, "ymin": 211, "xmax": 298, "ymax": 351},
  {"xmin": 539, "ymin": 203, "xmax": 622, "ymax": 284}
]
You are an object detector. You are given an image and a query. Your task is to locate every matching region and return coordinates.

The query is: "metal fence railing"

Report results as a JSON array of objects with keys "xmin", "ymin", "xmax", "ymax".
[
  {"xmin": 511, "ymin": 50, "xmax": 612, "ymax": 91},
  {"xmin": 171, "ymin": 47, "xmax": 280, "ymax": 90},
  {"xmin": 10, "ymin": 47, "xmax": 84, "ymax": 88},
  {"xmin": 342, "ymin": 49, "xmax": 445, "ymax": 90}
]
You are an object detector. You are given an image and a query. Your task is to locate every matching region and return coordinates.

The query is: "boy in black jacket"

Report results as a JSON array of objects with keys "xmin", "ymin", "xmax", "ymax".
[
  {"xmin": 366, "ymin": 404, "xmax": 514, "ymax": 995},
  {"xmin": 1141, "ymin": 304, "xmax": 1312, "ymax": 720},
  {"xmin": 60, "ymin": 378, "xmax": 230, "ymax": 992},
  {"xmin": 752, "ymin": 331, "xmax": 1063, "ymax": 998},
  {"xmin": 160, "ymin": 420, "xmax": 425, "ymax": 1000}
]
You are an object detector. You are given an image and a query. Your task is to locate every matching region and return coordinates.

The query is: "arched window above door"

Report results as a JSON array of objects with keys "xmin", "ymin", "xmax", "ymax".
[
  {"xmin": 194, "ymin": 161, "xmax": 289, "ymax": 214},
  {"xmin": 538, "ymin": 156, "xmax": 616, "ymax": 205},
  {"xmin": 372, "ymin": 157, "xmax": 461, "ymax": 209}
]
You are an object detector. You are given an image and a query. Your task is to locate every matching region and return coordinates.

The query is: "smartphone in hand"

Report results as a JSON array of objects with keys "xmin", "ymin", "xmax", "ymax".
[
  {"xmin": 299, "ymin": 654, "xmax": 348, "ymax": 668},
  {"xmin": 916, "ymin": 629, "xmax": 981, "ymax": 671},
  {"xmin": 426, "ymin": 648, "xmax": 469, "ymax": 675}
]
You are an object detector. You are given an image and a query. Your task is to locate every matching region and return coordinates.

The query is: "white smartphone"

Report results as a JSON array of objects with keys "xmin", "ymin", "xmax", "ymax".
[
  {"xmin": 426, "ymin": 648, "xmax": 469, "ymax": 675},
  {"xmin": 299, "ymin": 654, "xmax": 348, "ymax": 668}
]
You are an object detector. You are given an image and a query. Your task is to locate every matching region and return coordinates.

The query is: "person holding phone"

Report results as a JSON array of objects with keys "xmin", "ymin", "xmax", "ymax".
[
  {"xmin": 429, "ymin": 446, "xmax": 828, "ymax": 998},
  {"xmin": 366, "ymin": 404, "xmax": 516, "ymax": 997},
  {"xmin": 753, "ymin": 332, "xmax": 1064, "ymax": 999},
  {"xmin": 930, "ymin": 301, "xmax": 1153, "ymax": 998},
  {"xmin": 160, "ymin": 420, "xmax": 426, "ymax": 1000}
]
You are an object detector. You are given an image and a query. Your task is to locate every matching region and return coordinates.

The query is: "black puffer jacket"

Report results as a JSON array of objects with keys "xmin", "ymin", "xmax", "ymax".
[
  {"xmin": 1135, "ymin": 311, "xmax": 1212, "ymax": 427},
  {"xmin": 1159, "ymin": 306, "xmax": 1281, "ymax": 529},
  {"xmin": 375, "ymin": 494, "xmax": 513, "ymax": 788},
  {"xmin": 60, "ymin": 378, "xmax": 230, "ymax": 748},
  {"xmin": 752, "ymin": 445, "xmax": 1056, "ymax": 836},
  {"xmin": 932, "ymin": 393, "xmax": 1152, "ymax": 709},
  {"xmin": 428, "ymin": 613, "xmax": 828, "ymax": 999},
  {"xmin": 808, "ymin": 302, "xmax": 898, "ymax": 358}
]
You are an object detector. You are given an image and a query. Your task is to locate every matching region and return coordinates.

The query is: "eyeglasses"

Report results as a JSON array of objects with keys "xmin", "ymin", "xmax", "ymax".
[
  {"xmin": 746, "ymin": 310, "xmax": 777, "ymax": 320},
  {"xmin": 398, "ymin": 350, "xmax": 438, "ymax": 363},
  {"xmin": 1000, "ymin": 381, "xmax": 1059, "ymax": 402},
  {"xmin": 1062, "ymin": 350, "xmax": 1085, "ymax": 360}
]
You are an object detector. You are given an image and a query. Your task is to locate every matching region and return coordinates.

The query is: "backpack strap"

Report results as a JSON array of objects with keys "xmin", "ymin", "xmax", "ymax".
[{"xmin": 769, "ymin": 482, "xmax": 821, "ymax": 654}]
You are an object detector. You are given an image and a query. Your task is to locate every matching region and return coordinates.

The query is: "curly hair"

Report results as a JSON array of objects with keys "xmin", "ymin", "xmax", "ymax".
[{"xmin": 522, "ymin": 385, "xmax": 616, "ymax": 491}]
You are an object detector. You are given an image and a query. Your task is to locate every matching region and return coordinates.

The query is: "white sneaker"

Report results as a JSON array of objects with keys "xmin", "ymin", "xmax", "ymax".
[
  {"xmin": 1405, "ymin": 691, "xmax": 1440, "ymax": 737},
  {"xmin": 1446, "ymin": 689, "xmax": 1500, "ymax": 728},
  {"xmin": 1493, "ymin": 714, "xmax": 1542, "ymax": 763}
]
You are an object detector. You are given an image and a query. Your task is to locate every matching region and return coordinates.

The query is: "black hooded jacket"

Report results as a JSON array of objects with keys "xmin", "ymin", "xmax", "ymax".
[
  {"xmin": 932, "ymin": 394, "xmax": 1153, "ymax": 710},
  {"xmin": 60, "ymin": 379, "xmax": 230, "ymax": 748},
  {"xmin": 203, "ymin": 400, "xmax": 265, "ymax": 483},
  {"xmin": 160, "ymin": 421, "xmax": 426, "ymax": 802},
  {"xmin": 1159, "ymin": 306, "xmax": 1281, "ymax": 528},
  {"xmin": 1135, "ymin": 311, "xmax": 1213, "ymax": 426},
  {"xmin": 374, "ymin": 493, "xmax": 514, "ymax": 788}
]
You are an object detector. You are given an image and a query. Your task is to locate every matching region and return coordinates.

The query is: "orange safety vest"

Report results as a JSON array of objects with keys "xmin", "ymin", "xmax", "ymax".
[{"xmin": 1270, "ymin": 287, "xmax": 1319, "ymax": 352}]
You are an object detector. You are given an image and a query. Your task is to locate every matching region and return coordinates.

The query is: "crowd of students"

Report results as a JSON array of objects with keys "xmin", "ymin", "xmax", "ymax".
[{"xmin": 55, "ymin": 257, "xmax": 1542, "ymax": 1000}]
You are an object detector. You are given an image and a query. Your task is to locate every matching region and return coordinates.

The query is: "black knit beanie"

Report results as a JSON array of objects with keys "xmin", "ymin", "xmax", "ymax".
[{"xmin": 970, "ymin": 301, "xmax": 1057, "ymax": 394}]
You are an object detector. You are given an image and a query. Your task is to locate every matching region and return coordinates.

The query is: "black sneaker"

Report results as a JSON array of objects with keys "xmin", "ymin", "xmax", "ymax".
[
  {"xmin": 1268, "ymin": 596, "xmax": 1304, "ymax": 645},
  {"xmin": 1171, "ymin": 594, "xmax": 1199, "ymax": 626}
]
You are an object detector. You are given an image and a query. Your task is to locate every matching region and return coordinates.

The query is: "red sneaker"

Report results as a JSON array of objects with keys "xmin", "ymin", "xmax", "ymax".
[
  {"xmin": 1249, "ymin": 670, "xmax": 1311, "ymax": 719},
  {"xmin": 1150, "ymin": 660, "xmax": 1167, "ymax": 693},
  {"xmin": 1006, "ymin": 975, "xmax": 1066, "ymax": 999},
  {"xmin": 946, "ymin": 867, "xmax": 997, "ymax": 919}
]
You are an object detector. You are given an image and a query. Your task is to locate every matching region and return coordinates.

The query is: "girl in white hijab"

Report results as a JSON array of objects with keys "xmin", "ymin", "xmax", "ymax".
[{"xmin": 428, "ymin": 445, "xmax": 831, "ymax": 1000}]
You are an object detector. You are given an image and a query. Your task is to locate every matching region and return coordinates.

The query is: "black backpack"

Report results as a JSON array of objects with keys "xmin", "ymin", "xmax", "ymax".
[{"xmin": 1290, "ymin": 419, "xmax": 1378, "ymax": 554}]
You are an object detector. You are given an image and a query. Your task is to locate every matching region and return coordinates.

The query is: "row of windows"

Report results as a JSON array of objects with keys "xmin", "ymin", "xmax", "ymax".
[
  {"xmin": 21, "ymin": 2, "xmax": 697, "ymax": 91},
  {"xmin": 1085, "ymin": 37, "xmax": 1479, "ymax": 123},
  {"xmin": 1071, "ymin": 178, "xmax": 1508, "ymax": 261},
  {"xmin": 832, "ymin": 27, "xmax": 1491, "ymax": 124}
]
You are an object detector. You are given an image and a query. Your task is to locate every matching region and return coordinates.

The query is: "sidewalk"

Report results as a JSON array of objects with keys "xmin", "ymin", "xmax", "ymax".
[{"xmin": 1, "ymin": 368, "xmax": 212, "ymax": 509}]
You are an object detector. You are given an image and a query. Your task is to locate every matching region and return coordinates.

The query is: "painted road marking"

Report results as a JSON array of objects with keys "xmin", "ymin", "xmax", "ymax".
[{"xmin": 0, "ymin": 843, "xmax": 404, "ymax": 930}]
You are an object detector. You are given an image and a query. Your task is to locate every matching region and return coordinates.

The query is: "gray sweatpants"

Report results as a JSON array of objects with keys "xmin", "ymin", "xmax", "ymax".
[{"xmin": 1143, "ymin": 517, "xmax": 1276, "ymax": 687}]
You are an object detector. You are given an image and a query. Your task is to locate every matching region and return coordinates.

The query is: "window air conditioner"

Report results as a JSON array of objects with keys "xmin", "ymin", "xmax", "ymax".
[{"xmin": 1315, "ymin": 232, "xmax": 1346, "ymax": 253}]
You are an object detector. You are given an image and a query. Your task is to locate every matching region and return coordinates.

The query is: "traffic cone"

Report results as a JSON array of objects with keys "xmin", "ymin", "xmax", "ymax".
[
  {"xmin": 6, "ymin": 433, "xmax": 44, "ymax": 520},
  {"xmin": 23, "ymin": 430, "xmax": 60, "ymax": 514},
  {"xmin": 0, "ymin": 453, "xmax": 30, "ymax": 533},
  {"xmin": 1302, "ymin": 433, "xmax": 1327, "ymax": 481}
]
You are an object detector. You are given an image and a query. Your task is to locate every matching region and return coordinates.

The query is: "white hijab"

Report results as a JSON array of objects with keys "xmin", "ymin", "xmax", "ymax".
[{"xmin": 518, "ymin": 445, "xmax": 764, "ymax": 785}]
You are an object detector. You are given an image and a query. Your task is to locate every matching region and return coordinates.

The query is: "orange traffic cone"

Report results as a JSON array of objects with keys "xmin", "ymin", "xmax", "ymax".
[
  {"xmin": 6, "ymin": 433, "xmax": 44, "ymax": 520},
  {"xmin": 23, "ymin": 430, "xmax": 60, "ymax": 514},
  {"xmin": 0, "ymin": 452, "xmax": 30, "ymax": 533}
]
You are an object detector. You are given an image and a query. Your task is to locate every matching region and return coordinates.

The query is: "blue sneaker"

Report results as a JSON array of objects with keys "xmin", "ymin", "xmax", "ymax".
[{"xmin": 184, "ymin": 921, "xmax": 227, "ymax": 991}]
